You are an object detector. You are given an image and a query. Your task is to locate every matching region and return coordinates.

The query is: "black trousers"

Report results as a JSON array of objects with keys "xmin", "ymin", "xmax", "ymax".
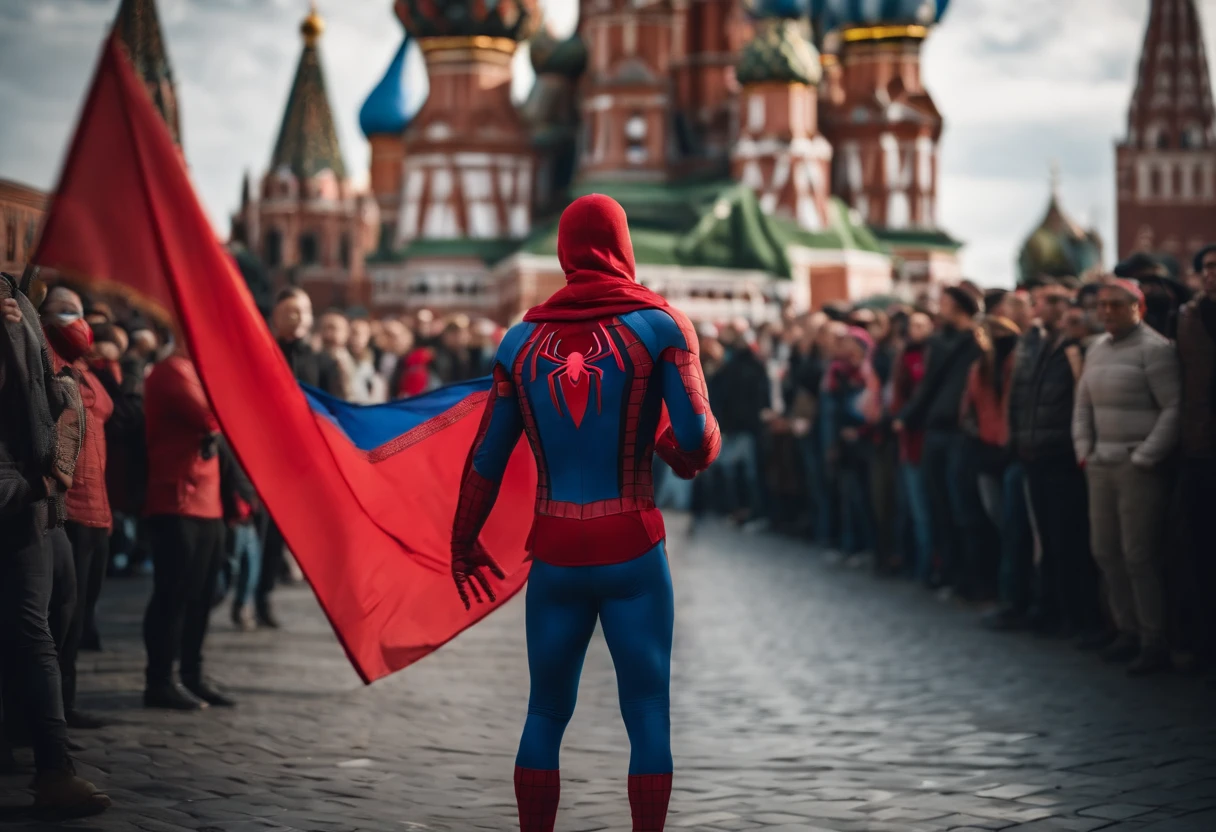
[
  {"xmin": 47, "ymin": 526, "xmax": 77, "ymax": 650},
  {"xmin": 60, "ymin": 522, "xmax": 107, "ymax": 711},
  {"xmin": 1025, "ymin": 456, "xmax": 1102, "ymax": 632},
  {"xmin": 255, "ymin": 519, "xmax": 285, "ymax": 610},
  {"xmin": 0, "ymin": 508, "xmax": 70, "ymax": 773},
  {"xmin": 143, "ymin": 515, "xmax": 224, "ymax": 686},
  {"xmin": 1181, "ymin": 458, "xmax": 1216, "ymax": 660}
]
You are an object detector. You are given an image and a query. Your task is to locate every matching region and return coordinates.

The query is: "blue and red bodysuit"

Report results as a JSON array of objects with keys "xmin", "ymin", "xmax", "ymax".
[{"xmin": 450, "ymin": 195, "xmax": 720, "ymax": 832}]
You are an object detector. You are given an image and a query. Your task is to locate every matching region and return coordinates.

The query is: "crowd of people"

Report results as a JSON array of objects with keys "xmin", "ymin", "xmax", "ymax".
[
  {"xmin": 1, "ymin": 245, "xmax": 1214, "ymax": 813},
  {"xmin": 660, "ymin": 247, "xmax": 1216, "ymax": 682}
]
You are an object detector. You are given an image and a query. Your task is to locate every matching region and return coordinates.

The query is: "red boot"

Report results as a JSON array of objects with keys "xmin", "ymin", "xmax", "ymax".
[
  {"xmin": 628, "ymin": 772, "xmax": 672, "ymax": 831},
  {"xmin": 514, "ymin": 766, "xmax": 560, "ymax": 832}
]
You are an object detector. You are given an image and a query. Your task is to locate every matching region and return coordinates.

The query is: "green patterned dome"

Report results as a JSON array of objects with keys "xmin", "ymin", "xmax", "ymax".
[{"xmin": 737, "ymin": 18, "xmax": 822, "ymax": 86}]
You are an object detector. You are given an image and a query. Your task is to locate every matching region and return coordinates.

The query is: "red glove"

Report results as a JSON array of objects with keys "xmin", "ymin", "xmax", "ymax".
[{"xmin": 452, "ymin": 540, "xmax": 506, "ymax": 611}]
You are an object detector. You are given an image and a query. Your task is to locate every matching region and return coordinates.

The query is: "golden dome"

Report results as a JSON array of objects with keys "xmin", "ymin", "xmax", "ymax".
[{"xmin": 301, "ymin": 3, "xmax": 325, "ymax": 45}]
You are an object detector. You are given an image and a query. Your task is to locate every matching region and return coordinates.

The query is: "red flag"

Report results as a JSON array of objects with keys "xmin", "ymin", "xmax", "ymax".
[{"xmin": 33, "ymin": 33, "xmax": 536, "ymax": 682}]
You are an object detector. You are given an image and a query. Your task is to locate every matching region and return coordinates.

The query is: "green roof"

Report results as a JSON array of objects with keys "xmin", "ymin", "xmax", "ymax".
[
  {"xmin": 382, "ymin": 182, "xmax": 893, "ymax": 276},
  {"xmin": 368, "ymin": 237, "xmax": 522, "ymax": 265},
  {"xmin": 870, "ymin": 226, "xmax": 963, "ymax": 252}
]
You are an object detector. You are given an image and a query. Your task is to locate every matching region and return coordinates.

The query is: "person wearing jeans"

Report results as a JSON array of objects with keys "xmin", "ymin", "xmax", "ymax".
[
  {"xmin": 1073, "ymin": 280, "xmax": 1181, "ymax": 675},
  {"xmin": 218, "ymin": 437, "xmax": 262, "ymax": 631},
  {"xmin": 891, "ymin": 312, "xmax": 933, "ymax": 580}
]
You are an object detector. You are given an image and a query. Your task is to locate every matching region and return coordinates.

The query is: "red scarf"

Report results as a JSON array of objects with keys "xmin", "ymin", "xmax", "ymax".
[{"xmin": 523, "ymin": 194, "xmax": 670, "ymax": 323}]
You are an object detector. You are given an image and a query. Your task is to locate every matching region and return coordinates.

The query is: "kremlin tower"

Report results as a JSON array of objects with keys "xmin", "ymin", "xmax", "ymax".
[
  {"xmin": 230, "ymin": 5, "xmax": 379, "ymax": 309},
  {"xmin": 1116, "ymin": 0, "xmax": 1216, "ymax": 279}
]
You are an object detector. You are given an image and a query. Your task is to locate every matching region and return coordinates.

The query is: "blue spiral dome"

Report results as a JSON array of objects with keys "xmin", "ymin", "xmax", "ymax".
[
  {"xmin": 817, "ymin": 0, "xmax": 949, "ymax": 29},
  {"xmin": 359, "ymin": 35, "xmax": 412, "ymax": 138},
  {"xmin": 747, "ymin": 0, "xmax": 811, "ymax": 18}
]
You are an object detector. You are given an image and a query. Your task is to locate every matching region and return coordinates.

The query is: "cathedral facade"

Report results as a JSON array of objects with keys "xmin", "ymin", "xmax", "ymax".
[{"xmin": 246, "ymin": 0, "xmax": 960, "ymax": 323}]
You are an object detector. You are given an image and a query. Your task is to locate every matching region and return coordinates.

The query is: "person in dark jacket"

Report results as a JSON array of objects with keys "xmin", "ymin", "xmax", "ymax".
[
  {"xmin": 142, "ymin": 347, "xmax": 233, "ymax": 711},
  {"xmin": 257, "ymin": 288, "xmax": 343, "ymax": 628},
  {"xmin": 894, "ymin": 287, "xmax": 982, "ymax": 594},
  {"xmin": 707, "ymin": 324, "xmax": 772, "ymax": 524},
  {"xmin": 1007, "ymin": 278, "xmax": 1102, "ymax": 640},
  {"xmin": 1177, "ymin": 244, "xmax": 1216, "ymax": 664},
  {"xmin": 0, "ymin": 276, "xmax": 111, "ymax": 813}
]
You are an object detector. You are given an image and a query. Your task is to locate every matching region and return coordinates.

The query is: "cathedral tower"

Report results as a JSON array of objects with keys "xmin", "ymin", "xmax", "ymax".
[
  {"xmin": 114, "ymin": 0, "xmax": 181, "ymax": 147},
  {"xmin": 392, "ymin": 0, "xmax": 540, "ymax": 245},
  {"xmin": 732, "ymin": 4, "xmax": 832, "ymax": 230},
  {"xmin": 577, "ymin": 0, "xmax": 682, "ymax": 182},
  {"xmin": 818, "ymin": 0, "xmax": 957, "ymax": 284},
  {"xmin": 231, "ymin": 6, "xmax": 378, "ymax": 308},
  {"xmin": 1116, "ymin": 0, "xmax": 1216, "ymax": 277},
  {"xmin": 360, "ymin": 35, "xmax": 415, "ymax": 249}
]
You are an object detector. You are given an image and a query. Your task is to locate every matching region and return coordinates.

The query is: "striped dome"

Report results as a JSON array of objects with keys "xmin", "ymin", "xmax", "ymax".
[
  {"xmin": 818, "ymin": 0, "xmax": 948, "ymax": 29},
  {"xmin": 747, "ymin": 0, "xmax": 811, "ymax": 18}
]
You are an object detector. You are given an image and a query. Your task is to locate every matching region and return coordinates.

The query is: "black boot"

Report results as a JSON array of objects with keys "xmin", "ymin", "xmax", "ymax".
[
  {"xmin": 182, "ymin": 677, "xmax": 235, "ymax": 708},
  {"xmin": 255, "ymin": 601, "xmax": 280, "ymax": 629},
  {"xmin": 143, "ymin": 682, "xmax": 207, "ymax": 711},
  {"xmin": 1099, "ymin": 633, "xmax": 1140, "ymax": 663},
  {"xmin": 65, "ymin": 710, "xmax": 108, "ymax": 730}
]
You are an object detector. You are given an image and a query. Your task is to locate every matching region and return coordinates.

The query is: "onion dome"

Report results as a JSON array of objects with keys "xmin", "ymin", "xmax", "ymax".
[
  {"xmin": 359, "ymin": 35, "xmax": 413, "ymax": 138},
  {"xmin": 821, "ymin": 0, "xmax": 949, "ymax": 29},
  {"xmin": 745, "ymin": 0, "xmax": 811, "ymax": 17},
  {"xmin": 529, "ymin": 26, "xmax": 559, "ymax": 72},
  {"xmin": 737, "ymin": 18, "xmax": 822, "ymax": 86},
  {"xmin": 1018, "ymin": 170, "xmax": 1103, "ymax": 283},
  {"xmin": 393, "ymin": 0, "xmax": 541, "ymax": 42},
  {"xmin": 534, "ymin": 33, "xmax": 588, "ymax": 78}
]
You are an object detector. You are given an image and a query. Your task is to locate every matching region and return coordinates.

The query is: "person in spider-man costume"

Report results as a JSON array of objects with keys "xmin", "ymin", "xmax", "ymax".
[{"xmin": 449, "ymin": 194, "xmax": 721, "ymax": 832}]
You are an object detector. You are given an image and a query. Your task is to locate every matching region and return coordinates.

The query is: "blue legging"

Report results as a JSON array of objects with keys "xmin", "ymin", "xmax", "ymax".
[{"xmin": 516, "ymin": 541, "xmax": 674, "ymax": 775}]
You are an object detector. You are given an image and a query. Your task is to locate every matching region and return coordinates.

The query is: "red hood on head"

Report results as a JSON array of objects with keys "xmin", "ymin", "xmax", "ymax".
[{"xmin": 524, "ymin": 194, "xmax": 669, "ymax": 323}]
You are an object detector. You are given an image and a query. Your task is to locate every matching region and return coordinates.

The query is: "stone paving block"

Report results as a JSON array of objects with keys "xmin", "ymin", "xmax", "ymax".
[
  {"xmin": 2, "ymin": 521, "xmax": 1215, "ymax": 830},
  {"xmin": 1076, "ymin": 803, "xmax": 1155, "ymax": 820}
]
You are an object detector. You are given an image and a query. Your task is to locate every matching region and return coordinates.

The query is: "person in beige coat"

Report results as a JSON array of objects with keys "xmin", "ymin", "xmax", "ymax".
[{"xmin": 1073, "ymin": 279, "xmax": 1181, "ymax": 676}]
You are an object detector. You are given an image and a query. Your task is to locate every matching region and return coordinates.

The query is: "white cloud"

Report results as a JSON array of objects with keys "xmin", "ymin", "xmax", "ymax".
[{"xmin": 0, "ymin": 0, "xmax": 1213, "ymax": 289}]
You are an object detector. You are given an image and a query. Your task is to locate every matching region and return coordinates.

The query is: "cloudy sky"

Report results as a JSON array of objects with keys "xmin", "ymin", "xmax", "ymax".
[{"xmin": 1, "ymin": 0, "xmax": 1213, "ymax": 287}]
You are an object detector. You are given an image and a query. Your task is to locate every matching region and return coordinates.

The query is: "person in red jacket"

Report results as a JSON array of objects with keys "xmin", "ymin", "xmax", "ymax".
[
  {"xmin": 40, "ymin": 286, "xmax": 113, "ymax": 731},
  {"xmin": 141, "ymin": 343, "xmax": 233, "ymax": 710}
]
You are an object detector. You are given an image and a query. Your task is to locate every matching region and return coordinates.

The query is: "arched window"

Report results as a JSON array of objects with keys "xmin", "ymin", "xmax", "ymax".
[
  {"xmin": 340, "ymin": 233, "xmax": 351, "ymax": 268},
  {"xmin": 299, "ymin": 233, "xmax": 318, "ymax": 265},
  {"xmin": 1150, "ymin": 167, "xmax": 1163, "ymax": 196},
  {"xmin": 264, "ymin": 229, "xmax": 282, "ymax": 268}
]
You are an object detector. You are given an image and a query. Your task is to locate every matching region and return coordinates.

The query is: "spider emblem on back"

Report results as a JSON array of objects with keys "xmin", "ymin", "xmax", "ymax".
[{"xmin": 529, "ymin": 324, "xmax": 626, "ymax": 428}]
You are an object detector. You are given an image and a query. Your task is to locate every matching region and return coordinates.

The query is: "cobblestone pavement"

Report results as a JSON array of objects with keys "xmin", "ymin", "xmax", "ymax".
[{"xmin": 3, "ymin": 516, "xmax": 1215, "ymax": 831}]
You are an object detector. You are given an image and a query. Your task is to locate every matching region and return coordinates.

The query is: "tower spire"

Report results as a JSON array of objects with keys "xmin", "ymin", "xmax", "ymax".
[
  {"xmin": 1115, "ymin": 0, "xmax": 1216, "ymax": 274},
  {"xmin": 270, "ymin": 3, "xmax": 345, "ymax": 180},
  {"xmin": 113, "ymin": 0, "xmax": 182, "ymax": 148}
]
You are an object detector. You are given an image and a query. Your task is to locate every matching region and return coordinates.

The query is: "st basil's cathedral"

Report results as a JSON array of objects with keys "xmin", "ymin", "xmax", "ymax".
[{"xmin": 229, "ymin": 0, "xmax": 960, "ymax": 323}]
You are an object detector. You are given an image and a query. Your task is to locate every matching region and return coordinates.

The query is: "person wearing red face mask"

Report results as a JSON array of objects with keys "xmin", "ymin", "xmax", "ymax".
[{"xmin": 39, "ymin": 286, "xmax": 114, "ymax": 730}]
